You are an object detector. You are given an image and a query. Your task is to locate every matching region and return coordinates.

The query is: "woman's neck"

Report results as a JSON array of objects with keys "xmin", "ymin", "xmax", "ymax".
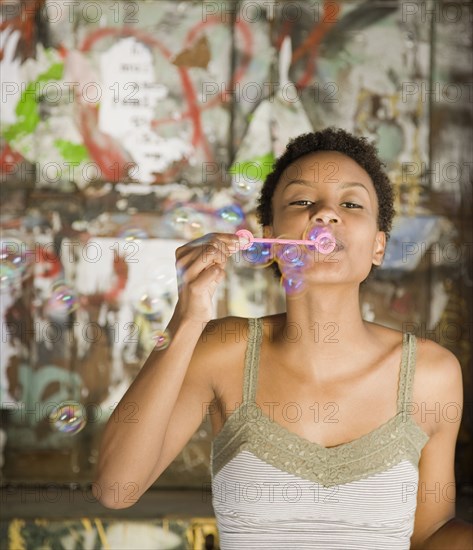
[{"xmin": 272, "ymin": 284, "xmax": 374, "ymax": 375}]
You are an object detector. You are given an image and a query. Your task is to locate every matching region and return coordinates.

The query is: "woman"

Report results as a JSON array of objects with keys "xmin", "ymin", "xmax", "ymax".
[{"xmin": 94, "ymin": 128, "xmax": 472, "ymax": 549}]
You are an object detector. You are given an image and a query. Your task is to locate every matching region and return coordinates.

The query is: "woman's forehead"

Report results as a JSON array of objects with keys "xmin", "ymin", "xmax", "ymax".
[{"xmin": 278, "ymin": 151, "xmax": 374, "ymax": 187}]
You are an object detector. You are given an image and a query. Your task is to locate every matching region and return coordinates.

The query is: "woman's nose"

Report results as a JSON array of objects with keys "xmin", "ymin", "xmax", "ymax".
[{"xmin": 310, "ymin": 206, "xmax": 339, "ymax": 225}]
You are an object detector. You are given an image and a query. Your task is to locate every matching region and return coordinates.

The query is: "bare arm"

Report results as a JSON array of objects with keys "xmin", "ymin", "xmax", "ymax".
[
  {"xmin": 418, "ymin": 518, "xmax": 473, "ymax": 549},
  {"xmin": 92, "ymin": 309, "xmax": 210, "ymax": 508},
  {"xmin": 410, "ymin": 344, "xmax": 472, "ymax": 548},
  {"xmin": 92, "ymin": 232, "xmax": 241, "ymax": 508}
]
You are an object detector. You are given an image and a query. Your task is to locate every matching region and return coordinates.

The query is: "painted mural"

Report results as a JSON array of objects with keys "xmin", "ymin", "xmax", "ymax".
[{"xmin": 0, "ymin": 0, "xmax": 471, "ymax": 498}]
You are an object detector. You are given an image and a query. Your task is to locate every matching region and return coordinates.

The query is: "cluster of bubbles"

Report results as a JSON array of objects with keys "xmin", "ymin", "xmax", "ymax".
[
  {"xmin": 118, "ymin": 227, "xmax": 150, "ymax": 241},
  {"xmin": 113, "ymin": 202, "xmax": 246, "ymax": 242},
  {"xmin": 0, "ymin": 236, "xmax": 34, "ymax": 291},
  {"xmin": 49, "ymin": 401, "xmax": 87, "ymax": 435},
  {"xmin": 238, "ymin": 224, "xmax": 338, "ymax": 297},
  {"xmin": 160, "ymin": 203, "xmax": 246, "ymax": 240},
  {"xmin": 44, "ymin": 280, "xmax": 79, "ymax": 319}
]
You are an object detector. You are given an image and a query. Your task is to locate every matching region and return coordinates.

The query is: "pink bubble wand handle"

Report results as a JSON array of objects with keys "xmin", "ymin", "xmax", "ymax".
[{"xmin": 235, "ymin": 229, "xmax": 337, "ymax": 254}]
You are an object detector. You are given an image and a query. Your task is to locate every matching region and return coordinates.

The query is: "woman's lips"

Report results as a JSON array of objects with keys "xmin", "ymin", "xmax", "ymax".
[{"xmin": 315, "ymin": 237, "xmax": 344, "ymax": 253}]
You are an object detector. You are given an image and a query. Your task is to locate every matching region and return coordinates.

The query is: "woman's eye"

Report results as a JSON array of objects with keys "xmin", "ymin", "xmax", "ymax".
[
  {"xmin": 342, "ymin": 202, "xmax": 362, "ymax": 209},
  {"xmin": 289, "ymin": 200, "xmax": 313, "ymax": 206}
]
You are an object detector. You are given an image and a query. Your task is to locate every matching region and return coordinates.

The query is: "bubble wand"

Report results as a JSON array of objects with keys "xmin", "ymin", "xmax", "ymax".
[{"xmin": 235, "ymin": 228, "xmax": 337, "ymax": 254}]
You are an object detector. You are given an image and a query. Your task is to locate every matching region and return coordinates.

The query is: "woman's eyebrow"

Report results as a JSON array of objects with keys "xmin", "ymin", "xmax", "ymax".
[
  {"xmin": 283, "ymin": 179, "xmax": 313, "ymax": 190},
  {"xmin": 339, "ymin": 181, "xmax": 371, "ymax": 196},
  {"xmin": 283, "ymin": 179, "xmax": 370, "ymax": 196}
]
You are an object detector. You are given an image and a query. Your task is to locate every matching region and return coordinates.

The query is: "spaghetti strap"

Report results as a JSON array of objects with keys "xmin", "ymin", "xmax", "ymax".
[
  {"xmin": 396, "ymin": 332, "xmax": 417, "ymax": 415},
  {"xmin": 242, "ymin": 317, "xmax": 263, "ymax": 405}
]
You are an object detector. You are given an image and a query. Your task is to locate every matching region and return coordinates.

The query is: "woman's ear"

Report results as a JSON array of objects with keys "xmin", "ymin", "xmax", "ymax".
[
  {"xmin": 372, "ymin": 230, "xmax": 386, "ymax": 266},
  {"xmin": 263, "ymin": 225, "xmax": 274, "ymax": 238}
]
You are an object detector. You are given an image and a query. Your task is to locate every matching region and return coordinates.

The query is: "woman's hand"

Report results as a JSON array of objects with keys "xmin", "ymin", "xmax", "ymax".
[{"xmin": 174, "ymin": 232, "xmax": 242, "ymax": 324}]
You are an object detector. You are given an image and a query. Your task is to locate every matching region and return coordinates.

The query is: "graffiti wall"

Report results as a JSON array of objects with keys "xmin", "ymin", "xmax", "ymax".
[{"xmin": 0, "ymin": 0, "xmax": 471, "ymax": 492}]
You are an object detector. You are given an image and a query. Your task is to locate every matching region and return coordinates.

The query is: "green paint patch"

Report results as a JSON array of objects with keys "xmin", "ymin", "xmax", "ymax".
[
  {"xmin": 2, "ymin": 59, "xmax": 64, "ymax": 143},
  {"xmin": 54, "ymin": 139, "xmax": 89, "ymax": 164},
  {"xmin": 229, "ymin": 152, "xmax": 275, "ymax": 181}
]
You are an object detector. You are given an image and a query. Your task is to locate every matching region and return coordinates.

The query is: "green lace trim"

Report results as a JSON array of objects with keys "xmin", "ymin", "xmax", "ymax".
[{"xmin": 211, "ymin": 317, "xmax": 430, "ymax": 488}]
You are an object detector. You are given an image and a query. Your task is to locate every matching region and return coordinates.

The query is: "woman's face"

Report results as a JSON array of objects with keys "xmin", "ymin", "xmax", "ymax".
[{"xmin": 264, "ymin": 150, "xmax": 386, "ymax": 284}]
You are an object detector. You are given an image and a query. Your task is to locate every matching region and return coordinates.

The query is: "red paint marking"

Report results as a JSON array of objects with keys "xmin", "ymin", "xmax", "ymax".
[
  {"xmin": 183, "ymin": 16, "xmax": 254, "ymax": 97},
  {"xmin": 79, "ymin": 104, "xmax": 130, "ymax": 182},
  {"xmin": 79, "ymin": 26, "xmax": 214, "ymax": 166},
  {"xmin": 3, "ymin": 14, "xmax": 256, "ymax": 182},
  {"xmin": 152, "ymin": 18, "xmax": 253, "ymax": 129},
  {"xmin": 184, "ymin": 16, "xmax": 221, "ymax": 47},
  {"xmin": 36, "ymin": 246, "xmax": 62, "ymax": 279},
  {"xmin": 103, "ymin": 254, "xmax": 129, "ymax": 302},
  {"xmin": 0, "ymin": 143, "xmax": 24, "ymax": 173},
  {"xmin": 56, "ymin": 44, "xmax": 68, "ymax": 59},
  {"xmin": 275, "ymin": 21, "xmax": 294, "ymax": 50},
  {"xmin": 292, "ymin": 1, "xmax": 340, "ymax": 89},
  {"xmin": 0, "ymin": 0, "xmax": 46, "ymax": 55}
]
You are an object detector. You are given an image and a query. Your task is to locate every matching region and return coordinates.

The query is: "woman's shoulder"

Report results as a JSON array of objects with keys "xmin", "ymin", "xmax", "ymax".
[
  {"xmin": 199, "ymin": 314, "xmax": 283, "ymax": 367},
  {"xmin": 364, "ymin": 322, "xmax": 463, "ymax": 438},
  {"xmin": 410, "ymin": 331, "xmax": 463, "ymax": 405},
  {"xmin": 366, "ymin": 321, "xmax": 461, "ymax": 372},
  {"xmin": 202, "ymin": 315, "xmax": 254, "ymax": 339},
  {"xmin": 198, "ymin": 315, "xmax": 256, "ymax": 358}
]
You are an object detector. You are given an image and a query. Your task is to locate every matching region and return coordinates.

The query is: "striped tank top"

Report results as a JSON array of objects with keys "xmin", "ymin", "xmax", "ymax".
[{"xmin": 210, "ymin": 317, "xmax": 430, "ymax": 549}]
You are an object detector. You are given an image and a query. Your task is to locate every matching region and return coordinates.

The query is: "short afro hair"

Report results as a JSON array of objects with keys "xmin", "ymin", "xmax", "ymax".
[{"xmin": 255, "ymin": 127, "xmax": 396, "ymax": 283}]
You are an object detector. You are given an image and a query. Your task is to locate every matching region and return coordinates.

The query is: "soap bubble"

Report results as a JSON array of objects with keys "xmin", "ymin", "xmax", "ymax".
[
  {"xmin": 170, "ymin": 206, "xmax": 205, "ymax": 239},
  {"xmin": 231, "ymin": 176, "xmax": 260, "ymax": 198},
  {"xmin": 239, "ymin": 242, "xmax": 273, "ymax": 268},
  {"xmin": 216, "ymin": 204, "xmax": 245, "ymax": 225},
  {"xmin": 49, "ymin": 401, "xmax": 87, "ymax": 434},
  {"xmin": 118, "ymin": 226, "xmax": 149, "ymax": 241},
  {"xmin": 45, "ymin": 281, "xmax": 79, "ymax": 317},
  {"xmin": 0, "ymin": 237, "xmax": 32, "ymax": 289},
  {"xmin": 136, "ymin": 292, "xmax": 165, "ymax": 317},
  {"xmin": 150, "ymin": 269, "xmax": 176, "ymax": 293},
  {"xmin": 273, "ymin": 238, "xmax": 309, "ymax": 270},
  {"xmin": 280, "ymin": 269, "xmax": 307, "ymax": 297},
  {"xmin": 0, "ymin": 261, "xmax": 18, "ymax": 290},
  {"xmin": 151, "ymin": 328, "xmax": 171, "ymax": 350}
]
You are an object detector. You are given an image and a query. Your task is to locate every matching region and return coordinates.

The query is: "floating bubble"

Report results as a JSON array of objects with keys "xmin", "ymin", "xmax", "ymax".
[
  {"xmin": 136, "ymin": 292, "xmax": 165, "ymax": 317},
  {"xmin": 51, "ymin": 279, "xmax": 65, "ymax": 292},
  {"xmin": 231, "ymin": 176, "xmax": 260, "ymax": 198},
  {"xmin": 273, "ymin": 240, "xmax": 309, "ymax": 270},
  {"xmin": 280, "ymin": 269, "xmax": 307, "ymax": 296},
  {"xmin": 0, "ymin": 237, "xmax": 33, "ymax": 288},
  {"xmin": 239, "ymin": 241, "xmax": 273, "ymax": 268},
  {"xmin": 0, "ymin": 261, "xmax": 18, "ymax": 290},
  {"xmin": 149, "ymin": 269, "xmax": 176, "ymax": 293},
  {"xmin": 46, "ymin": 282, "xmax": 79, "ymax": 316},
  {"xmin": 216, "ymin": 204, "xmax": 245, "ymax": 225},
  {"xmin": 151, "ymin": 328, "xmax": 171, "ymax": 350},
  {"xmin": 170, "ymin": 206, "xmax": 205, "ymax": 239},
  {"xmin": 49, "ymin": 401, "xmax": 87, "ymax": 434},
  {"xmin": 118, "ymin": 227, "xmax": 149, "ymax": 241}
]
